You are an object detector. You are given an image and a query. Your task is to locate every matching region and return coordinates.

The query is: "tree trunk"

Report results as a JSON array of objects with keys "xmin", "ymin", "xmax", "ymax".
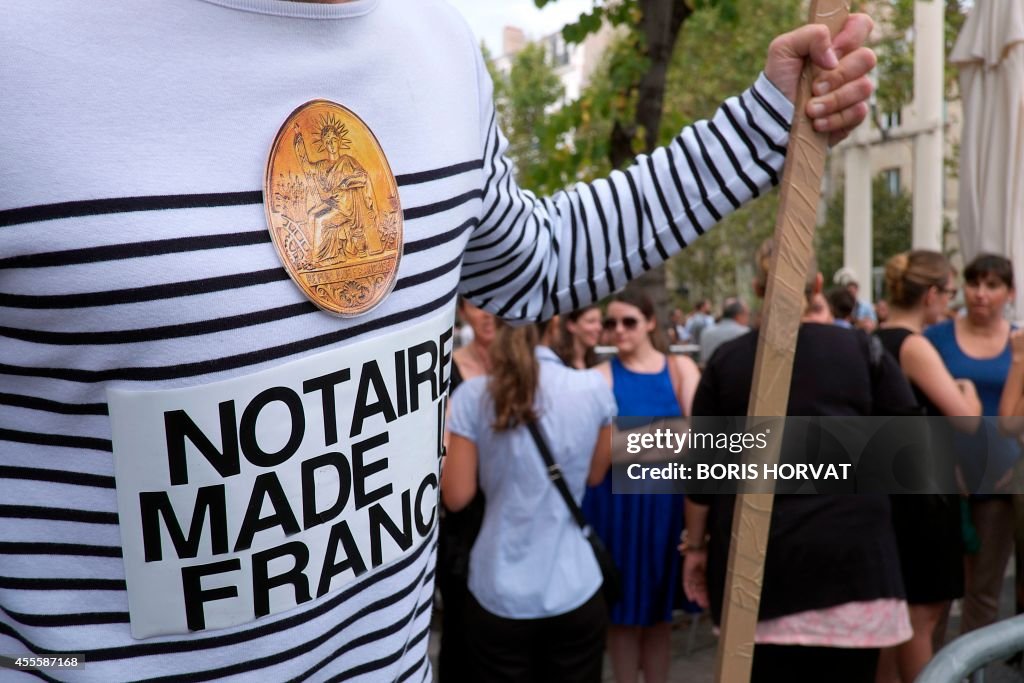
[
  {"xmin": 615, "ymin": 0, "xmax": 692, "ymax": 325},
  {"xmin": 608, "ymin": 0, "xmax": 692, "ymax": 169},
  {"xmin": 636, "ymin": 0, "xmax": 691, "ymax": 154}
]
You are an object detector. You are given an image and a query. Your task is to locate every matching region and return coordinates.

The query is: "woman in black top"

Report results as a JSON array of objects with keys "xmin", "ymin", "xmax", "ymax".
[
  {"xmin": 682, "ymin": 240, "xmax": 917, "ymax": 683},
  {"xmin": 874, "ymin": 251, "xmax": 980, "ymax": 683}
]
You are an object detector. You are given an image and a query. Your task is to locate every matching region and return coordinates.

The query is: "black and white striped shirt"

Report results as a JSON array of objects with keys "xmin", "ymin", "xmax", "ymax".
[{"xmin": 0, "ymin": 0, "xmax": 791, "ymax": 680}]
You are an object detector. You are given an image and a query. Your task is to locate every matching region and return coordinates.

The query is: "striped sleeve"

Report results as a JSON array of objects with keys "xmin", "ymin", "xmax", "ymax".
[{"xmin": 461, "ymin": 72, "xmax": 794, "ymax": 320}]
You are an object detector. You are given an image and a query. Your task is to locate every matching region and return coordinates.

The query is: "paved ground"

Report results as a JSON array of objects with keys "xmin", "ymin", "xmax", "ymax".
[{"xmin": 428, "ymin": 573, "xmax": 1024, "ymax": 681}]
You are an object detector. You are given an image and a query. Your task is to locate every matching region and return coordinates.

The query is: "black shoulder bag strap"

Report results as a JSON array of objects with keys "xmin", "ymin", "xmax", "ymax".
[
  {"xmin": 525, "ymin": 421, "xmax": 590, "ymax": 533},
  {"xmin": 526, "ymin": 420, "xmax": 622, "ymax": 604}
]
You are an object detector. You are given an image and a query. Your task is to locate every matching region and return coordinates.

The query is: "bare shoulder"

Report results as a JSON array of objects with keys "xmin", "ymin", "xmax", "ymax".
[
  {"xmin": 673, "ymin": 353, "xmax": 700, "ymax": 376},
  {"xmin": 901, "ymin": 333, "xmax": 943, "ymax": 365},
  {"xmin": 594, "ymin": 360, "xmax": 613, "ymax": 387}
]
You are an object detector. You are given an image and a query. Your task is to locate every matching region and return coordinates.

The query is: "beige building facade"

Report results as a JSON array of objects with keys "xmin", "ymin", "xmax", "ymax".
[
  {"xmin": 495, "ymin": 21, "xmax": 616, "ymax": 104},
  {"xmin": 826, "ymin": 0, "xmax": 962, "ymax": 302}
]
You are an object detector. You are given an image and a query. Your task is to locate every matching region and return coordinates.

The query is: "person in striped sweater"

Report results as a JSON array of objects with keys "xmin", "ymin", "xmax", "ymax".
[{"xmin": 0, "ymin": 1, "xmax": 875, "ymax": 680}]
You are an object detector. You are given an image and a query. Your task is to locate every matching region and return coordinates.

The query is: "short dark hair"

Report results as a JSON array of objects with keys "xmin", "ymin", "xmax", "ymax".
[
  {"xmin": 964, "ymin": 254, "xmax": 1014, "ymax": 289},
  {"xmin": 826, "ymin": 286, "xmax": 855, "ymax": 320}
]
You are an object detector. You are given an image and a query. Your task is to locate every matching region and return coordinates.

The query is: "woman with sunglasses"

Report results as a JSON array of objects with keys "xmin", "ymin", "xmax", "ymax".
[
  {"xmin": 924, "ymin": 254, "xmax": 1018, "ymax": 637},
  {"xmin": 553, "ymin": 305, "xmax": 603, "ymax": 369},
  {"xmin": 583, "ymin": 290, "xmax": 700, "ymax": 683},
  {"xmin": 442, "ymin": 321, "xmax": 616, "ymax": 681},
  {"xmin": 874, "ymin": 250, "xmax": 980, "ymax": 682}
]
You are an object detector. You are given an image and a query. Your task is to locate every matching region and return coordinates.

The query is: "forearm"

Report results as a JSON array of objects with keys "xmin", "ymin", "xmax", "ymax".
[
  {"xmin": 440, "ymin": 433, "xmax": 478, "ymax": 511},
  {"xmin": 684, "ymin": 497, "xmax": 710, "ymax": 542},
  {"xmin": 587, "ymin": 425, "xmax": 613, "ymax": 486},
  {"xmin": 462, "ymin": 75, "xmax": 792, "ymax": 320},
  {"xmin": 999, "ymin": 355, "xmax": 1024, "ymax": 434}
]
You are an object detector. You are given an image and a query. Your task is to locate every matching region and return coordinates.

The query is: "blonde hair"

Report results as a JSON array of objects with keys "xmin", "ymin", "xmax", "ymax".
[
  {"xmin": 884, "ymin": 250, "xmax": 952, "ymax": 308},
  {"xmin": 488, "ymin": 322, "xmax": 540, "ymax": 431}
]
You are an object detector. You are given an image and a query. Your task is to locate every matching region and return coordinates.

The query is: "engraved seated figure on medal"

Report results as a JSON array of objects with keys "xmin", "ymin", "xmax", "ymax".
[{"xmin": 292, "ymin": 115, "xmax": 379, "ymax": 267}]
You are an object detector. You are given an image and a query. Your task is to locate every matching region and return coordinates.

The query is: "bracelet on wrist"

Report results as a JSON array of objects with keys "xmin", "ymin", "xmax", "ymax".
[{"xmin": 679, "ymin": 529, "xmax": 709, "ymax": 554}]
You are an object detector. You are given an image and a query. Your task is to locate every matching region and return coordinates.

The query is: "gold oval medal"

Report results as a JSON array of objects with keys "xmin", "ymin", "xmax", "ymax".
[{"xmin": 264, "ymin": 100, "xmax": 402, "ymax": 317}]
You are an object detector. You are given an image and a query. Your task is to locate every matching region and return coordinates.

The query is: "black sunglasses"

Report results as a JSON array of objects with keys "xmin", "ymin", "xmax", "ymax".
[{"xmin": 603, "ymin": 316, "xmax": 640, "ymax": 331}]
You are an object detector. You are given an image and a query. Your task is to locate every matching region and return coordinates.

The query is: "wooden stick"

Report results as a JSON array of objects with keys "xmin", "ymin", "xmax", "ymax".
[{"xmin": 714, "ymin": 2, "xmax": 850, "ymax": 681}]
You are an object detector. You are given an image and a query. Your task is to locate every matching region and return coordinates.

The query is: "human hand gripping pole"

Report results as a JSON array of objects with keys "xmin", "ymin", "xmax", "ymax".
[
  {"xmin": 764, "ymin": 11, "xmax": 876, "ymax": 145},
  {"xmin": 715, "ymin": 3, "xmax": 855, "ymax": 682}
]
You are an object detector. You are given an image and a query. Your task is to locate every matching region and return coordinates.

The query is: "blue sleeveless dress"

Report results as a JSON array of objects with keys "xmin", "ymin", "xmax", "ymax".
[
  {"xmin": 924, "ymin": 319, "xmax": 1019, "ymax": 493},
  {"xmin": 582, "ymin": 356, "xmax": 686, "ymax": 625}
]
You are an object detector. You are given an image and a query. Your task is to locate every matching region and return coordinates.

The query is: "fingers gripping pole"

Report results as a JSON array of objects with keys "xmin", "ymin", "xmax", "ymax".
[{"xmin": 714, "ymin": 3, "xmax": 849, "ymax": 682}]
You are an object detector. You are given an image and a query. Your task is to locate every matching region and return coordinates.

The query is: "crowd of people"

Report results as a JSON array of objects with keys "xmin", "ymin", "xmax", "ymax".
[{"xmin": 441, "ymin": 247, "xmax": 1022, "ymax": 682}]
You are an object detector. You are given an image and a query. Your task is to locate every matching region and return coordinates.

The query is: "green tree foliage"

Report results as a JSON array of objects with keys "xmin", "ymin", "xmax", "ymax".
[
  {"xmin": 486, "ymin": 42, "xmax": 568, "ymax": 194},
  {"xmin": 815, "ymin": 175, "xmax": 913, "ymax": 289},
  {"xmin": 540, "ymin": 0, "xmax": 700, "ymax": 165},
  {"xmin": 536, "ymin": 0, "xmax": 707, "ymax": 322},
  {"xmin": 483, "ymin": 0, "xmax": 802, "ymax": 310},
  {"xmin": 662, "ymin": 0, "xmax": 801, "ymax": 136},
  {"xmin": 663, "ymin": 0, "xmax": 802, "ymax": 305},
  {"xmin": 546, "ymin": 34, "xmax": 647, "ymax": 186},
  {"xmin": 492, "ymin": 1, "xmax": 946, "ymax": 313}
]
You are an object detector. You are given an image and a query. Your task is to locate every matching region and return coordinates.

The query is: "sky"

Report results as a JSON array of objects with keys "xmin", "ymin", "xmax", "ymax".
[{"xmin": 445, "ymin": 0, "xmax": 594, "ymax": 56}]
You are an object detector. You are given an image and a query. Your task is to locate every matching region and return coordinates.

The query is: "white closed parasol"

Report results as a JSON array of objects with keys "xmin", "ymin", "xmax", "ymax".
[{"xmin": 950, "ymin": 0, "xmax": 1024, "ymax": 316}]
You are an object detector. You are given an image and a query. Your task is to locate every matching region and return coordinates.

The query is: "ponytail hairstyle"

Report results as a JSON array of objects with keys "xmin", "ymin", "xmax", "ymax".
[
  {"xmin": 884, "ymin": 250, "xmax": 952, "ymax": 309},
  {"xmin": 609, "ymin": 289, "xmax": 668, "ymax": 352},
  {"xmin": 488, "ymin": 321, "xmax": 541, "ymax": 431},
  {"xmin": 553, "ymin": 305, "xmax": 600, "ymax": 368}
]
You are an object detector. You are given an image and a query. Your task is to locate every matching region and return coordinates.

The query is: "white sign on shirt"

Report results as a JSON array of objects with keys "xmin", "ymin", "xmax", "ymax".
[{"xmin": 109, "ymin": 314, "xmax": 452, "ymax": 638}]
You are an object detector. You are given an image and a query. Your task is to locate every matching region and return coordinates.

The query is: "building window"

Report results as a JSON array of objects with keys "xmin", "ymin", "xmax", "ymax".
[
  {"xmin": 545, "ymin": 33, "xmax": 570, "ymax": 67},
  {"xmin": 883, "ymin": 167, "xmax": 901, "ymax": 195},
  {"xmin": 880, "ymin": 109, "xmax": 901, "ymax": 130}
]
